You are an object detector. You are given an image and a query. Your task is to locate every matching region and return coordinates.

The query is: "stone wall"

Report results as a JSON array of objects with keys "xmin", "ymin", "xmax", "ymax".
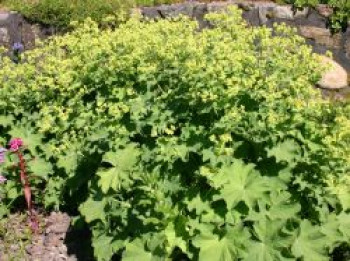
[
  {"xmin": 0, "ymin": 11, "xmax": 55, "ymax": 51},
  {"xmin": 140, "ymin": 1, "xmax": 350, "ymax": 73},
  {"xmin": 0, "ymin": 1, "xmax": 349, "ymax": 73}
]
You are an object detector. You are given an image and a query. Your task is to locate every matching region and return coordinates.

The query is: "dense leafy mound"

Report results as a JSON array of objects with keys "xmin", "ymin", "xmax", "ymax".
[
  {"xmin": 3, "ymin": 0, "xmax": 135, "ymax": 29},
  {"xmin": 3, "ymin": 0, "xmax": 349, "ymax": 31},
  {"xmin": 0, "ymin": 7, "xmax": 350, "ymax": 260}
]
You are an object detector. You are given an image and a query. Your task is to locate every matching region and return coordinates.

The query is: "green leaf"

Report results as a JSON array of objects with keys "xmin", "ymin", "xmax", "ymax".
[
  {"xmin": 28, "ymin": 158, "xmax": 53, "ymax": 179},
  {"xmin": 8, "ymin": 127, "xmax": 43, "ymax": 153},
  {"xmin": 192, "ymin": 224, "xmax": 250, "ymax": 261},
  {"xmin": 164, "ymin": 222, "xmax": 188, "ymax": 256},
  {"xmin": 267, "ymin": 139, "xmax": 300, "ymax": 164},
  {"xmin": 56, "ymin": 149, "xmax": 80, "ymax": 174},
  {"xmin": 186, "ymin": 195, "xmax": 210, "ymax": 215},
  {"xmin": 92, "ymin": 233, "xmax": 124, "ymax": 261},
  {"xmin": 98, "ymin": 144, "xmax": 140, "ymax": 193},
  {"xmin": 291, "ymin": 220, "xmax": 329, "ymax": 261},
  {"xmin": 211, "ymin": 160, "xmax": 271, "ymax": 209},
  {"xmin": 79, "ymin": 197, "xmax": 107, "ymax": 223},
  {"xmin": 0, "ymin": 115, "xmax": 14, "ymax": 127},
  {"xmin": 337, "ymin": 212, "xmax": 350, "ymax": 241},
  {"xmin": 123, "ymin": 239, "xmax": 163, "ymax": 261},
  {"xmin": 244, "ymin": 218, "xmax": 293, "ymax": 261}
]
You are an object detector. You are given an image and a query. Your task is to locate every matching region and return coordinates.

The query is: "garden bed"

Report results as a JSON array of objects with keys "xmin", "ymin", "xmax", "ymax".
[{"xmin": 0, "ymin": 212, "xmax": 77, "ymax": 261}]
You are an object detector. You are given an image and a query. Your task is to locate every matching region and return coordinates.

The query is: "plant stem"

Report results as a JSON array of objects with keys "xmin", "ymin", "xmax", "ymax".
[{"xmin": 16, "ymin": 150, "xmax": 38, "ymax": 232}]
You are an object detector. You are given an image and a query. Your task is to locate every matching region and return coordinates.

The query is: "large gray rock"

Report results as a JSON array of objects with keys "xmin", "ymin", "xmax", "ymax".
[
  {"xmin": 299, "ymin": 26, "xmax": 342, "ymax": 49},
  {"xmin": 317, "ymin": 56, "xmax": 348, "ymax": 89}
]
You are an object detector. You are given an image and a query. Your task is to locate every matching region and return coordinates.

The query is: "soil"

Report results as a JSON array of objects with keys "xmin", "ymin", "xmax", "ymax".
[{"xmin": 0, "ymin": 212, "xmax": 77, "ymax": 261}]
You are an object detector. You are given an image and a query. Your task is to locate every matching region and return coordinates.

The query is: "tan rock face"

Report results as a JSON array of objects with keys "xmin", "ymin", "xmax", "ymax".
[
  {"xmin": 300, "ymin": 26, "xmax": 342, "ymax": 49},
  {"xmin": 315, "ymin": 4, "xmax": 333, "ymax": 18},
  {"xmin": 317, "ymin": 56, "xmax": 348, "ymax": 89}
]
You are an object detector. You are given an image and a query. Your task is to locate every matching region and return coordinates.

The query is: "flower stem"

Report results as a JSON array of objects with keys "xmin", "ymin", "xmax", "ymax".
[{"xmin": 16, "ymin": 151, "xmax": 38, "ymax": 232}]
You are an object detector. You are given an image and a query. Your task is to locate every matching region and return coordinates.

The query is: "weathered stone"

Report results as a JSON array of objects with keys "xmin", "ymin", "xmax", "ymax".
[
  {"xmin": 272, "ymin": 6, "xmax": 294, "ymax": 20},
  {"xmin": 317, "ymin": 56, "xmax": 348, "ymax": 89},
  {"xmin": 0, "ymin": 27, "xmax": 9, "ymax": 44},
  {"xmin": 237, "ymin": 2, "xmax": 255, "ymax": 12},
  {"xmin": 193, "ymin": 3, "xmax": 207, "ymax": 28},
  {"xmin": 294, "ymin": 7, "xmax": 309, "ymax": 18},
  {"xmin": 141, "ymin": 7, "xmax": 162, "ymax": 19},
  {"xmin": 242, "ymin": 7, "xmax": 260, "ymax": 26},
  {"xmin": 0, "ymin": 13, "xmax": 10, "ymax": 22},
  {"xmin": 207, "ymin": 2, "xmax": 230, "ymax": 13},
  {"xmin": 258, "ymin": 5, "xmax": 276, "ymax": 24},
  {"xmin": 315, "ymin": 4, "xmax": 333, "ymax": 18},
  {"xmin": 305, "ymin": 8, "xmax": 327, "ymax": 27},
  {"xmin": 157, "ymin": 4, "xmax": 195, "ymax": 18},
  {"xmin": 346, "ymin": 27, "xmax": 350, "ymax": 59},
  {"xmin": 192, "ymin": 3, "xmax": 206, "ymax": 18},
  {"xmin": 299, "ymin": 26, "xmax": 342, "ymax": 49}
]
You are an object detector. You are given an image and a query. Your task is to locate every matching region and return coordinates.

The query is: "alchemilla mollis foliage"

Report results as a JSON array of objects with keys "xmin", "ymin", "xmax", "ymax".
[{"xmin": 0, "ymin": 7, "xmax": 350, "ymax": 260}]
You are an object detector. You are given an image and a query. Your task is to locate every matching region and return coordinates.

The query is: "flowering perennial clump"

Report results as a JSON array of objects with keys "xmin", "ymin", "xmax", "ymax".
[
  {"xmin": 0, "ymin": 6, "xmax": 349, "ymax": 260},
  {"xmin": 0, "ymin": 138, "xmax": 37, "ymax": 231},
  {"xmin": 9, "ymin": 138, "xmax": 24, "ymax": 151}
]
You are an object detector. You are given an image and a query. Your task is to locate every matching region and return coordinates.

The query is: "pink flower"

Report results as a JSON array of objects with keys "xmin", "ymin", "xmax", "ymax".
[
  {"xmin": 0, "ymin": 175, "xmax": 7, "ymax": 184},
  {"xmin": 9, "ymin": 138, "xmax": 23, "ymax": 152}
]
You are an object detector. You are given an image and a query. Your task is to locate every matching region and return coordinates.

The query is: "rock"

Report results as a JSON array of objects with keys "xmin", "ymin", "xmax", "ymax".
[
  {"xmin": 46, "ymin": 212, "xmax": 70, "ymax": 234},
  {"xmin": 345, "ymin": 27, "xmax": 350, "ymax": 59},
  {"xmin": 44, "ymin": 233, "xmax": 62, "ymax": 247},
  {"xmin": 237, "ymin": 2, "xmax": 255, "ymax": 12},
  {"xmin": 317, "ymin": 56, "xmax": 348, "ymax": 89},
  {"xmin": 192, "ymin": 3, "xmax": 207, "ymax": 28},
  {"xmin": 242, "ymin": 6, "xmax": 260, "ymax": 26},
  {"xmin": 141, "ymin": 7, "xmax": 161, "ymax": 19},
  {"xmin": 299, "ymin": 26, "xmax": 342, "ymax": 49},
  {"xmin": 192, "ymin": 3, "xmax": 207, "ymax": 19},
  {"xmin": 157, "ymin": 4, "xmax": 195, "ymax": 18},
  {"xmin": 258, "ymin": 5, "xmax": 276, "ymax": 24},
  {"xmin": 0, "ymin": 13, "xmax": 10, "ymax": 23},
  {"xmin": 273, "ymin": 6, "xmax": 294, "ymax": 20},
  {"xmin": 0, "ymin": 27, "xmax": 9, "ymax": 45},
  {"xmin": 294, "ymin": 7, "xmax": 309, "ymax": 18},
  {"xmin": 305, "ymin": 8, "xmax": 327, "ymax": 27},
  {"xmin": 315, "ymin": 4, "xmax": 333, "ymax": 18},
  {"xmin": 207, "ymin": 2, "xmax": 230, "ymax": 13}
]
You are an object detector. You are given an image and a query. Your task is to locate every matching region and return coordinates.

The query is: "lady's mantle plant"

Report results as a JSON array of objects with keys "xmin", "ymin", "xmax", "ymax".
[{"xmin": 0, "ymin": 6, "xmax": 349, "ymax": 261}]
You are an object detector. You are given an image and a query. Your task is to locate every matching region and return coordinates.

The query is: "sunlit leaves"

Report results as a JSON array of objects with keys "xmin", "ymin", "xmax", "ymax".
[
  {"xmin": 0, "ymin": 5, "xmax": 348, "ymax": 261},
  {"xmin": 209, "ymin": 160, "xmax": 271, "ymax": 209},
  {"xmin": 27, "ymin": 157, "xmax": 53, "ymax": 179},
  {"xmin": 193, "ymin": 225, "xmax": 250, "ymax": 261},
  {"xmin": 97, "ymin": 144, "xmax": 140, "ymax": 193},
  {"xmin": 291, "ymin": 220, "xmax": 329, "ymax": 261},
  {"xmin": 79, "ymin": 197, "xmax": 107, "ymax": 223},
  {"xmin": 123, "ymin": 239, "xmax": 162, "ymax": 261},
  {"xmin": 266, "ymin": 139, "xmax": 301, "ymax": 164}
]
